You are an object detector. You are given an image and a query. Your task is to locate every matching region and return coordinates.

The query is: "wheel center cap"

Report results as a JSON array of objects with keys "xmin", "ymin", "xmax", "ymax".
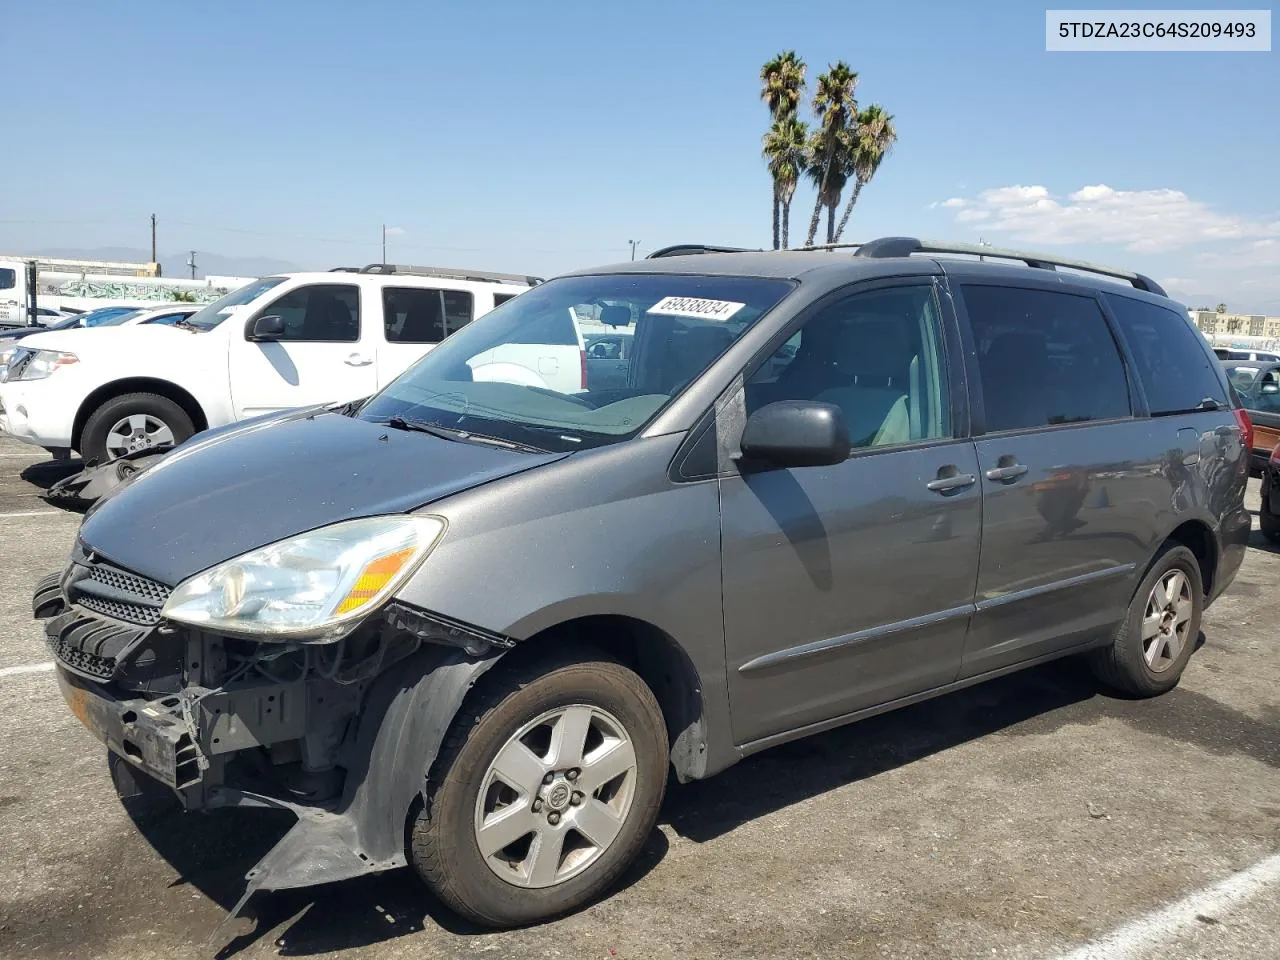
[{"xmin": 546, "ymin": 782, "xmax": 571, "ymax": 810}]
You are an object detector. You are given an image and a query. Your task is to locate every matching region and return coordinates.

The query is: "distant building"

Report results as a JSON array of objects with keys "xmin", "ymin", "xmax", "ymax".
[{"xmin": 1189, "ymin": 310, "xmax": 1280, "ymax": 341}]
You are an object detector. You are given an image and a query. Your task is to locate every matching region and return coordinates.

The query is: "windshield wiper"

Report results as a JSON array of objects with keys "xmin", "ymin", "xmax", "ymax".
[
  {"xmin": 386, "ymin": 415, "xmax": 468, "ymax": 442},
  {"xmin": 385, "ymin": 416, "xmax": 548, "ymax": 453}
]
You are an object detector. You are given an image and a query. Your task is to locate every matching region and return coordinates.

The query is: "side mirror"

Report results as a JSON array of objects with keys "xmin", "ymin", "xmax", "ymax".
[
  {"xmin": 246, "ymin": 314, "xmax": 285, "ymax": 341},
  {"xmin": 739, "ymin": 400, "xmax": 851, "ymax": 468},
  {"xmin": 1262, "ymin": 382, "xmax": 1279, "ymax": 395}
]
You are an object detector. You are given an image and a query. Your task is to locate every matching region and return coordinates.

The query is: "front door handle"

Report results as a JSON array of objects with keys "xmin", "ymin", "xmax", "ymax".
[
  {"xmin": 986, "ymin": 463, "xmax": 1029, "ymax": 482},
  {"xmin": 926, "ymin": 472, "xmax": 977, "ymax": 493},
  {"xmin": 344, "ymin": 353, "xmax": 373, "ymax": 367}
]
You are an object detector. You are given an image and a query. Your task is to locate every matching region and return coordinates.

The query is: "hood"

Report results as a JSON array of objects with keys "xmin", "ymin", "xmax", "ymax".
[
  {"xmin": 15, "ymin": 324, "xmax": 191, "ymax": 353},
  {"xmin": 77, "ymin": 409, "xmax": 569, "ymax": 585}
]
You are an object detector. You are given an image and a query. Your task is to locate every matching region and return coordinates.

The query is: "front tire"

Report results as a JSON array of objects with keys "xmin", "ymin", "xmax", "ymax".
[
  {"xmin": 80, "ymin": 392, "xmax": 194, "ymax": 463},
  {"xmin": 410, "ymin": 650, "xmax": 668, "ymax": 928},
  {"xmin": 1088, "ymin": 542, "xmax": 1203, "ymax": 696}
]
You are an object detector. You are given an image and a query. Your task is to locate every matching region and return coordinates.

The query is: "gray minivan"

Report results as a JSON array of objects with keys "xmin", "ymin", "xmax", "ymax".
[{"xmin": 35, "ymin": 238, "xmax": 1251, "ymax": 928}]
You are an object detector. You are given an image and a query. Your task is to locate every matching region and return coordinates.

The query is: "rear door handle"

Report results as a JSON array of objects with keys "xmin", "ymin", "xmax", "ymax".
[
  {"xmin": 926, "ymin": 473, "xmax": 977, "ymax": 493},
  {"xmin": 344, "ymin": 353, "xmax": 373, "ymax": 367},
  {"xmin": 985, "ymin": 463, "xmax": 1029, "ymax": 482}
]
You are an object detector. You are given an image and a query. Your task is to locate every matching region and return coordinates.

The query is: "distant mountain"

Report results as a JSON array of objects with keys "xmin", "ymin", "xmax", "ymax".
[{"xmin": 33, "ymin": 247, "xmax": 303, "ymax": 280}]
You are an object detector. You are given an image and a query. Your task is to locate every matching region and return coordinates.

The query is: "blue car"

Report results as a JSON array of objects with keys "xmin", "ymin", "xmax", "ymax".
[{"xmin": 0, "ymin": 305, "xmax": 142, "ymax": 344}]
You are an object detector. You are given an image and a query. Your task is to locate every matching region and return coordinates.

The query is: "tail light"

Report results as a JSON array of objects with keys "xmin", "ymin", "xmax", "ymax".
[
  {"xmin": 580, "ymin": 348, "xmax": 588, "ymax": 390},
  {"xmin": 1234, "ymin": 407, "xmax": 1254, "ymax": 454}
]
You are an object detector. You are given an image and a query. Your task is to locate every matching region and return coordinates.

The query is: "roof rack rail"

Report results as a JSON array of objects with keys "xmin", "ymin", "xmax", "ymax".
[
  {"xmin": 645, "ymin": 244, "xmax": 759, "ymax": 259},
  {"xmin": 357, "ymin": 263, "xmax": 543, "ymax": 285},
  {"xmin": 329, "ymin": 266, "xmax": 361, "ymax": 272},
  {"xmin": 853, "ymin": 237, "xmax": 1166, "ymax": 297}
]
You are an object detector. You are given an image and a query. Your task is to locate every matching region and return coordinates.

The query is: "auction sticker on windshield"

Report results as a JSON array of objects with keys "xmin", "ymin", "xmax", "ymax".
[{"xmin": 646, "ymin": 296, "xmax": 745, "ymax": 322}]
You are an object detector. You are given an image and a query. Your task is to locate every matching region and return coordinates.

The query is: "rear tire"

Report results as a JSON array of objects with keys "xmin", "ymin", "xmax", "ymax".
[
  {"xmin": 1088, "ymin": 542, "xmax": 1203, "ymax": 697},
  {"xmin": 80, "ymin": 393, "xmax": 194, "ymax": 463},
  {"xmin": 409, "ymin": 650, "xmax": 668, "ymax": 928}
]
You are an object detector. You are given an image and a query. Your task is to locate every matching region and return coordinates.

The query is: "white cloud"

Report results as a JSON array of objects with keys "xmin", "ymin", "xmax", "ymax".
[{"xmin": 935, "ymin": 183, "xmax": 1279, "ymax": 254}]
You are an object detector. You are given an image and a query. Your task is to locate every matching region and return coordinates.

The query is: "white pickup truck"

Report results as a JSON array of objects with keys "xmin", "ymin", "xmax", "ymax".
[{"xmin": 0, "ymin": 264, "xmax": 575, "ymax": 462}]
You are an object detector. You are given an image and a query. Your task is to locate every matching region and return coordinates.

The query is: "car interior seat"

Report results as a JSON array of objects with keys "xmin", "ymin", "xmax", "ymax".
[{"xmin": 814, "ymin": 317, "xmax": 913, "ymax": 448}]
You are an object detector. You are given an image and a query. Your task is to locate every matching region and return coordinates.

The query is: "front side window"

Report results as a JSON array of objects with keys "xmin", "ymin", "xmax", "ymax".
[
  {"xmin": 745, "ymin": 284, "xmax": 950, "ymax": 450},
  {"xmin": 358, "ymin": 273, "xmax": 793, "ymax": 452},
  {"xmin": 0, "ymin": 268, "xmax": 14, "ymax": 290},
  {"xmin": 1248, "ymin": 369, "xmax": 1280, "ymax": 414},
  {"xmin": 1104, "ymin": 294, "xmax": 1228, "ymax": 415},
  {"xmin": 962, "ymin": 285, "xmax": 1131, "ymax": 432},
  {"xmin": 383, "ymin": 287, "xmax": 474, "ymax": 344},
  {"xmin": 255, "ymin": 284, "xmax": 360, "ymax": 342}
]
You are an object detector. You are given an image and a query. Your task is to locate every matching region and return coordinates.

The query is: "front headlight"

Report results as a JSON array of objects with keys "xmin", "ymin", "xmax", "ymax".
[
  {"xmin": 4, "ymin": 348, "xmax": 78, "ymax": 382},
  {"xmin": 162, "ymin": 515, "xmax": 446, "ymax": 642}
]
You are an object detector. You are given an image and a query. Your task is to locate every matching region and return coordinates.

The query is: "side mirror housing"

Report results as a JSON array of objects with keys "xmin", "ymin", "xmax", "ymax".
[
  {"xmin": 739, "ymin": 400, "xmax": 851, "ymax": 468},
  {"xmin": 246, "ymin": 314, "xmax": 285, "ymax": 341}
]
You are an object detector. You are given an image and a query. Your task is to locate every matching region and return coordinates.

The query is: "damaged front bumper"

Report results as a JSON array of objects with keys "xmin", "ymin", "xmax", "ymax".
[{"xmin": 34, "ymin": 555, "xmax": 512, "ymax": 907}]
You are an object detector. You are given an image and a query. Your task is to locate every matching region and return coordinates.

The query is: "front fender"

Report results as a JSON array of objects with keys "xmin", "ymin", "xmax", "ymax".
[{"xmin": 230, "ymin": 645, "xmax": 502, "ymax": 895}]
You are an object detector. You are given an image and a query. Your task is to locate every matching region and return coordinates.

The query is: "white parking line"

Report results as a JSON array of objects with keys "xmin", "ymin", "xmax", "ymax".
[
  {"xmin": 1056, "ymin": 852, "xmax": 1280, "ymax": 959},
  {"xmin": 0, "ymin": 662, "xmax": 55, "ymax": 678},
  {"xmin": 0, "ymin": 509, "xmax": 66, "ymax": 518}
]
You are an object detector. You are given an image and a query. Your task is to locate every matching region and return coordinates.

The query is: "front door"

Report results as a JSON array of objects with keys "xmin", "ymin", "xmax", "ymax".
[
  {"xmin": 721, "ymin": 281, "xmax": 981, "ymax": 746},
  {"xmin": 228, "ymin": 281, "xmax": 378, "ymax": 418}
]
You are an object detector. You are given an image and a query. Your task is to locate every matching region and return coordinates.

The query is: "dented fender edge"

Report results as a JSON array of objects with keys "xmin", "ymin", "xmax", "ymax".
[{"xmin": 215, "ymin": 644, "xmax": 505, "ymax": 930}]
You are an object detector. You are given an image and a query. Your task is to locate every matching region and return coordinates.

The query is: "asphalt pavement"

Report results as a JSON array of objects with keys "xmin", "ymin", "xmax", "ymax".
[{"xmin": 0, "ymin": 435, "xmax": 1276, "ymax": 960}]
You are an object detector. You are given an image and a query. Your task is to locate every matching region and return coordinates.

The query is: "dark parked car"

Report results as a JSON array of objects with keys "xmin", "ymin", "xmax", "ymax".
[
  {"xmin": 34, "ymin": 238, "xmax": 1250, "ymax": 929},
  {"xmin": 1222, "ymin": 360, "xmax": 1280, "ymax": 473}
]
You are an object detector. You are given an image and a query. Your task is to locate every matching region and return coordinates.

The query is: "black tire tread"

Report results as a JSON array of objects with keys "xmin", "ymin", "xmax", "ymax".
[
  {"xmin": 1088, "ymin": 541, "xmax": 1202, "ymax": 697},
  {"xmin": 80, "ymin": 392, "xmax": 194, "ymax": 462},
  {"xmin": 1260, "ymin": 507, "xmax": 1280, "ymax": 545},
  {"xmin": 410, "ymin": 647, "xmax": 667, "ymax": 928}
]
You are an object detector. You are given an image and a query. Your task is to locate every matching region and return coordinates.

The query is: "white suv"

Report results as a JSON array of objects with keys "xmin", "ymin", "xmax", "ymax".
[{"xmin": 0, "ymin": 265, "xmax": 567, "ymax": 462}]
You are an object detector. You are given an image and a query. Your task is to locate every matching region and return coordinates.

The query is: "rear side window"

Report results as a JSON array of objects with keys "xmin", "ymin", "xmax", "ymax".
[
  {"xmin": 383, "ymin": 287, "xmax": 473, "ymax": 344},
  {"xmin": 493, "ymin": 292, "xmax": 518, "ymax": 307},
  {"xmin": 1104, "ymin": 294, "xmax": 1228, "ymax": 415},
  {"xmin": 0, "ymin": 268, "xmax": 14, "ymax": 290},
  {"xmin": 962, "ymin": 285, "xmax": 1131, "ymax": 432}
]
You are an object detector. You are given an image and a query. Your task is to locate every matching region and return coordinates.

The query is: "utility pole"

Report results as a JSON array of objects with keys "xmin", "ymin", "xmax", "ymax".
[
  {"xmin": 628, "ymin": 239, "xmax": 640, "ymax": 261},
  {"xmin": 382, "ymin": 224, "xmax": 387, "ymax": 264},
  {"xmin": 187, "ymin": 250, "xmax": 198, "ymax": 279},
  {"xmin": 150, "ymin": 214, "xmax": 157, "ymax": 265}
]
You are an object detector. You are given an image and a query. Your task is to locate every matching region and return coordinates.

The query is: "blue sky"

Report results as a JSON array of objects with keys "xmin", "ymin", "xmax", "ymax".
[{"xmin": 2, "ymin": 0, "xmax": 1277, "ymax": 309}]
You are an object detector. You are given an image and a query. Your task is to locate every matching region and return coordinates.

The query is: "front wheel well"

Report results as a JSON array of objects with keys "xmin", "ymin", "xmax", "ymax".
[
  {"xmin": 1165, "ymin": 519, "xmax": 1217, "ymax": 597},
  {"xmin": 72, "ymin": 379, "xmax": 208, "ymax": 452},
  {"xmin": 502, "ymin": 615, "xmax": 707, "ymax": 782}
]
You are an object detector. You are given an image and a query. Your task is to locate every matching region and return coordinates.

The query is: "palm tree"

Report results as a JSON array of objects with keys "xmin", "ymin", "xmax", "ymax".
[
  {"xmin": 759, "ymin": 52, "xmax": 806, "ymax": 249},
  {"xmin": 806, "ymin": 129, "xmax": 851, "ymax": 244},
  {"xmin": 803, "ymin": 62, "xmax": 858, "ymax": 247},
  {"xmin": 762, "ymin": 115, "xmax": 809, "ymax": 249},
  {"xmin": 832, "ymin": 105, "xmax": 897, "ymax": 244},
  {"xmin": 759, "ymin": 50, "xmax": 806, "ymax": 118}
]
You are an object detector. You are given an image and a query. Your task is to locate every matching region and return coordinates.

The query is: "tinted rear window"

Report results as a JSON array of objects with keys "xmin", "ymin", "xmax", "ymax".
[
  {"xmin": 1104, "ymin": 294, "xmax": 1228, "ymax": 415},
  {"xmin": 962, "ymin": 285, "xmax": 1131, "ymax": 431}
]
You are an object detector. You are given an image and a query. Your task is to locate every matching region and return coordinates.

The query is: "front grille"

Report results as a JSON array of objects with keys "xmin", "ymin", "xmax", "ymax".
[
  {"xmin": 45, "ymin": 607, "xmax": 152, "ymax": 681},
  {"xmin": 66, "ymin": 551, "xmax": 171, "ymax": 627}
]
